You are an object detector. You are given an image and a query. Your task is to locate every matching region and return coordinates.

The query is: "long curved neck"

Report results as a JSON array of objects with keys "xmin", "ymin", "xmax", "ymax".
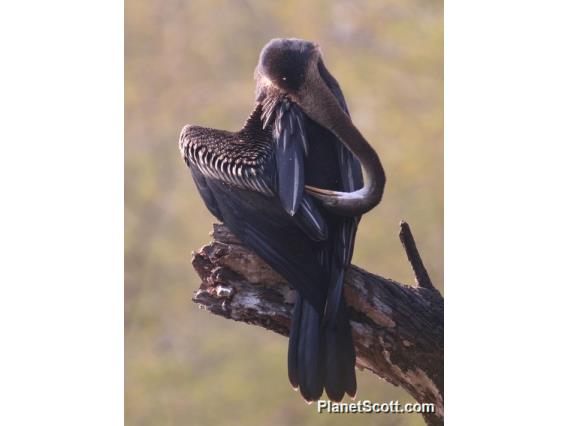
[
  {"xmin": 332, "ymin": 110, "xmax": 386, "ymax": 211},
  {"xmin": 294, "ymin": 70, "xmax": 386, "ymax": 216}
]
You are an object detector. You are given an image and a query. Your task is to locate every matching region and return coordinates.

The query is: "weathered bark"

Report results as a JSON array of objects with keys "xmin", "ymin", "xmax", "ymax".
[{"xmin": 191, "ymin": 223, "xmax": 444, "ymax": 426}]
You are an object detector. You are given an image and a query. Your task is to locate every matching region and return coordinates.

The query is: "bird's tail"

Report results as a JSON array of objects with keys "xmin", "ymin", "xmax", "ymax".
[{"xmin": 288, "ymin": 295, "xmax": 356, "ymax": 402}]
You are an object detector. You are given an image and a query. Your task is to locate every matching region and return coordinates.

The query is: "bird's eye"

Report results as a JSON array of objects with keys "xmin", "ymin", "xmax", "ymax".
[{"xmin": 282, "ymin": 76, "xmax": 287, "ymax": 81}]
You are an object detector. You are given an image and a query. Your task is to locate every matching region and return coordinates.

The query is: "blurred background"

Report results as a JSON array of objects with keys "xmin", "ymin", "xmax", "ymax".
[{"xmin": 125, "ymin": 0, "xmax": 442, "ymax": 425}]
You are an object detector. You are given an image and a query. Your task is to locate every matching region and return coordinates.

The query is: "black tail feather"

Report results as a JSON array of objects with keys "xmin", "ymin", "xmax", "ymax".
[
  {"xmin": 287, "ymin": 297, "xmax": 303, "ymax": 389},
  {"xmin": 288, "ymin": 295, "xmax": 356, "ymax": 402},
  {"xmin": 338, "ymin": 299, "xmax": 357, "ymax": 398},
  {"xmin": 323, "ymin": 300, "xmax": 356, "ymax": 401},
  {"xmin": 297, "ymin": 298, "xmax": 324, "ymax": 402},
  {"xmin": 323, "ymin": 324, "xmax": 345, "ymax": 402}
]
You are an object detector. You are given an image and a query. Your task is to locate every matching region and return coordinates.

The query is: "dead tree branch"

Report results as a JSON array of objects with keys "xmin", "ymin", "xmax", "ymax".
[
  {"xmin": 191, "ymin": 223, "xmax": 444, "ymax": 426},
  {"xmin": 399, "ymin": 221, "xmax": 435, "ymax": 290}
]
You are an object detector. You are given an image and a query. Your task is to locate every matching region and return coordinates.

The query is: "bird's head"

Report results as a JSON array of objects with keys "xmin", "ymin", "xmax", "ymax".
[
  {"xmin": 255, "ymin": 38, "xmax": 320, "ymax": 96},
  {"xmin": 254, "ymin": 38, "xmax": 344, "ymax": 132}
]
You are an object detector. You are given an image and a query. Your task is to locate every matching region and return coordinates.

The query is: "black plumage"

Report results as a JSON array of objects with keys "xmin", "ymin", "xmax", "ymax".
[{"xmin": 179, "ymin": 38, "xmax": 385, "ymax": 402}]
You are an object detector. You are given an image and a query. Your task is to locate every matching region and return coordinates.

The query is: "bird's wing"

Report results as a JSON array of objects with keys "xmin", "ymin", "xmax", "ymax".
[
  {"xmin": 179, "ymin": 107, "xmax": 329, "ymax": 311},
  {"xmin": 179, "ymin": 122, "xmax": 274, "ymax": 197},
  {"xmin": 188, "ymin": 166, "xmax": 224, "ymax": 221},
  {"xmin": 201, "ymin": 178, "xmax": 328, "ymax": 313},
  {"xmin": 180, "ymin": 106, "xmax": 328, "ymax": 242},
  {"xmin": 272, "ymin": 99, "xmax": 308, "ymax": 216},
  {"xmin": 271, "ymin": 99, "xmax": 329, "ymax": 241}
]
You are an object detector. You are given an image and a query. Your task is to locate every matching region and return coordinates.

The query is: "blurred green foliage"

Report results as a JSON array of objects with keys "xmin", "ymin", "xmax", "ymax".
[{"xmin": 126, "ymin": 1, "xmax": 442, "ymax": 425}]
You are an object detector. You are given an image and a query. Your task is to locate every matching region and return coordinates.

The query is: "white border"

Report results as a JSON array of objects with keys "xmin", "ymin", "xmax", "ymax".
[
  {"xmin": 0, "ymin": 1, "xmax": 123, "ymax": 425},
  {"xmin": 446, "ymin": 1, "xmax": 568, "ymax": 424}
]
